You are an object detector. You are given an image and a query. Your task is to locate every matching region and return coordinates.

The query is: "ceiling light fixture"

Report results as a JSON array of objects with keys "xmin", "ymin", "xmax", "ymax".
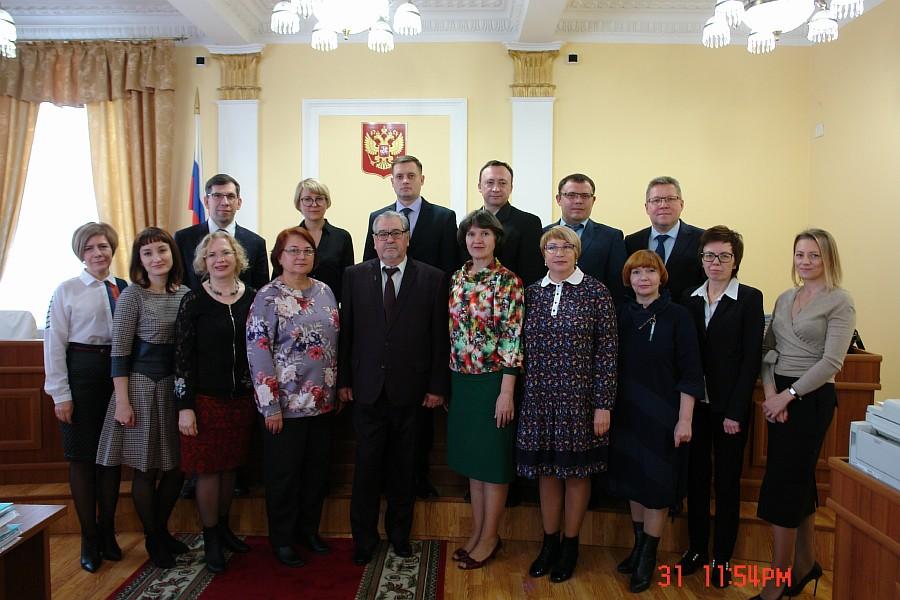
[
  {"xmin": 0, "ymin": 5, "xmax": 16, "ymax": 59},
  {"xmin": 702, "ymin": 0, "xmax": 863, "ymax": 54},
  {"xmin": 271, "ymin": 0, "xmax": 422, "ymax": 53}
]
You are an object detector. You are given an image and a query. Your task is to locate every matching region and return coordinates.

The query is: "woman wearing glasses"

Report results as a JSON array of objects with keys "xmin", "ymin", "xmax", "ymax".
[
  {"xmin": 447, "ymin": 209, "xmax": 524, "ymax": 570},
  {"xmin": 294, "ymin": 178, "xmax": 354, "ymax": 304},
  {"xmin": 246, "ymin": 227, "xmax": 339, "ymax": 567},
  {"xmin": 608, "ymin": 249, "xmax": 703, "ymax": 593},
  {"xmin": 174, "ymin": 231, "xmax": 257, "ymax": 572},
  {"xmin": 753, "ymin": 229, "xmax": 854, "ymax": 600},
  {"xmin": 677, "ymin": 226, "xmax": 764, "ymax": 588},
  {"xmin": 516, "ymin": 226, "xmax": 618, "ymax": 583}
]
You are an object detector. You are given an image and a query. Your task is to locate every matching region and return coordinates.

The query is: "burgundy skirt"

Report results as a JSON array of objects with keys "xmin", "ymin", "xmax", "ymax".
[{"xmin": 180, "ymin": 393, "xmax": 255, "ymax": 473}]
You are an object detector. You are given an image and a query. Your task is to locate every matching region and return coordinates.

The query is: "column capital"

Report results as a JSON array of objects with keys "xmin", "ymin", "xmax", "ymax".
[{"xmin": 507, "ymin": 49, "xmax": 559, "ymax": 98}]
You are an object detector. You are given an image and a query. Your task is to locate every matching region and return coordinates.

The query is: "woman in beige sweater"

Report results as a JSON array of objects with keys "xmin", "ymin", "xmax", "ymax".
[{"xmin": 753, "ymin": 229, "xmax": 855, "ymax": 600}]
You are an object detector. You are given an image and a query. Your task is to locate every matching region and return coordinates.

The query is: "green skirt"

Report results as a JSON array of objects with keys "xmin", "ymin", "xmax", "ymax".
[{"xmin": 447, "ymin": 371, "xmax": 514, "ymax": 484}]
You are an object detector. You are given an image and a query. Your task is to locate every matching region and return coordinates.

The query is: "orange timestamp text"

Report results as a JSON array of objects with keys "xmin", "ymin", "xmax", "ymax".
[{"xmin": 658, "ymin": 563, "xmax": 792, "ymax": 588}]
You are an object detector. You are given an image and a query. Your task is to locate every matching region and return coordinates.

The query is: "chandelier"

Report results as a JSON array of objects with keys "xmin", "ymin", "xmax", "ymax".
[
  {"xmin": 270, "ymin": 0, "xmax": 422, "ymax": 53},
  {"xmin": 702, "ymin": 0, "xmax": 864, "ymax": 54},
  {"xmin": 0, "ymin": 5, "xmax": 15, "ymax": 59}
]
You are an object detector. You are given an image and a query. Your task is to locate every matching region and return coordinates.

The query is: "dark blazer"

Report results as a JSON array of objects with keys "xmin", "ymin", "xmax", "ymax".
[
  {"xmin": 545, "ymin": 219, "xmax": 627, "ymax": 304},
  {"xmin": 460, "ymin": 202, "xmax": 544, "ymax": 287},
  {"xmin": 174, "ymin": 222, "xmax": 269, "ymax": 291},
  {"xmin": 682, "ymin": 283, "xmax": 764, "ymax": 424},
  {"xmin": 299, "ymin": 220, "xmax": 354, "ymax": 304},
  {"xmin": 625, "ymin": 219, "xmax": 705, "ymax": 303},
  {"xmin": 337, "ymin": 258, "xmax": 450, "ymax": 407},
  {"xmin": 362, "ymin": 198, "xmax": 461, "ymax": 276}
]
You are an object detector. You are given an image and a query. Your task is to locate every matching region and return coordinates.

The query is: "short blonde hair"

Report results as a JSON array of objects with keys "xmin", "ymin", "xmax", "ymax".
[
  {"xmin": 792, "ymin": 228, "xmax": 842, "ymax": 289},
  {"xmin": 192, "ymin": 231, "xmax": 249, "ymax": 278},
  {"xmin": 72, "ymin": 222, "xmax": 119, "ymax": 259},
  {"xmin": 622, "ymin": 249, "xmax": 669, "ymax": 287},
  {"xmin": 293, "ymin": 178, "xmax": 332, "ymax": 211},
  {"xmin": 540, "ymin": 226, "xmax": 582, "ymax": 260}
]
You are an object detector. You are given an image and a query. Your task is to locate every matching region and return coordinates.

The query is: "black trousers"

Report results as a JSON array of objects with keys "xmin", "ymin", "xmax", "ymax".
[
  {"xmin": 686, "ymin": 402, "xmax": 749, "ymax": 561},
  {"xmin": 414, "ymin": 404, "xmax": 433, "ymax": 484},
  {"xmin": 350, "ymin": 396, "xmax": 417, "ymax": 552},
  {"xmin": 262, "ymin": 413, "xmax": 333, "ymax": 547}
]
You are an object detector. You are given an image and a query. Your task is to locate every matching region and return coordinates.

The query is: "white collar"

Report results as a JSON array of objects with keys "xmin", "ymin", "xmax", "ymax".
[
  {"xmin": 208, "ymin": 220, "xmax": 237, "ymax": 236},
  {"xmin": 541, "ymin": 267, "xmax": 585, "ymax": 287},
  {"xmin": 79, "ymin": 269, "xmax": 117, "ymax": 286},
  {"xmin": 395, "ymin": 197, "xmax": 422, "ymax": 214},
  {"xmin": 651, "ymin": 220, "xmax": 680, "ymax": 240},
  {"xmin": 691, "ymin": 277, "xmax": 740, "ymax": 302},
  {"xmin": 380, "ymin": 256, "xmax": 408, "ymax": 274}
]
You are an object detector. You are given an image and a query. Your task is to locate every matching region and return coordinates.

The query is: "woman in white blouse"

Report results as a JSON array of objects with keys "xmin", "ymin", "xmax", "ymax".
[{"xmin": 44, "ymin": 222, "xmax": 128, "ymax": 573}]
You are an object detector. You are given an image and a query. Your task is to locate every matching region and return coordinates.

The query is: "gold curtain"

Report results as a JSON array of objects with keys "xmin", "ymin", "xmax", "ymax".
[
  {"xmin": 0, "ymin": 40, "xmax": 176, "ymax": 277},
  {"xmin": 0, "ymin": 96, "xmax": 38, "ymax": 278}
]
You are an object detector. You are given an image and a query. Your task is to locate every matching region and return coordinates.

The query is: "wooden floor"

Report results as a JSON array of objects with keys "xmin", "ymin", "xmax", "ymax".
[{"xmin": 49, "ymin": 533, "xmax": 832, "ymax": 599}]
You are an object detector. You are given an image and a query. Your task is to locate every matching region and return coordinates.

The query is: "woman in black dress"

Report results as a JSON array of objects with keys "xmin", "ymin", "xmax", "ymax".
[
  {"xmin": 294, "ymin": 178, "xmax": 354, "ymax": 304},
  {"xmin": 608, "ymin": 249, "xmax": 704, "ymax": 593},
  {"xmin": 44, "ymin": 222, "xmax": 127, "ymax": 572},
  {"xmin": 175, "ymin": 231, "xmax": 257, "ymax": 572}
]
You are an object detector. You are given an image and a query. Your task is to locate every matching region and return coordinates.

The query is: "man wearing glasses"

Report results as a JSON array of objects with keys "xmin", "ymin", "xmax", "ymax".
[
  {"xmin": 175, "ymin": 173, "xmax": 269, "ymax": 291},
  {"xmin": 545, "ymin": 173, "xmax": 627, "ymax": 304},
  {"xmin": 338, "ymin": 210, "xmax": 449, "ymax": 565},
  {"xmin": 625, "ymin": 175, "xmax": 705, "ymax": 303}
]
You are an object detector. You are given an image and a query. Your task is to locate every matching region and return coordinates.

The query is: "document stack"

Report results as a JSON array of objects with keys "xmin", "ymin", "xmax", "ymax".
[
  {"xmin": 849, "ymin": 399, "xmax": 900, "ymax": 491},
  {"xmin": 0, "ymin": 502, "xmax": 21, "ymax": 552}
]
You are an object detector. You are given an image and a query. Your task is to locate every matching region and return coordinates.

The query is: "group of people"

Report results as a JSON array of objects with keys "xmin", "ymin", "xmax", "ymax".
[{"xmin": 43, "ymin": 157, "xmax": 855, "ymax": 599}]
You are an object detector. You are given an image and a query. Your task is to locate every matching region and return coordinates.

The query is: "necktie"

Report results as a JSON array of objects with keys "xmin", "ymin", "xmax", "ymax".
[
  {"xmin": 566, "ymin": 222, "xmax": 584, "ymax": 233},
  {"xmin": 383, "ymin": 266, "xmax": 399, "ymax": 320},
  {"xmin": 400, "ymin": 207, "xmax": 413, "ymax": 233},
  {"xmin": 654, "ymin": 234, "xmax": 670, "ymax": 262},
  {"xmin": 104, "ymin": 280, "xmax": 120, "ymax": 315}
]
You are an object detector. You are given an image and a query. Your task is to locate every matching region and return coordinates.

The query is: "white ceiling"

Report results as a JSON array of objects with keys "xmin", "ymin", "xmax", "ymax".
[{"xmin": 2, "ymin": 0, "xmax": 881, "ymax": 48}]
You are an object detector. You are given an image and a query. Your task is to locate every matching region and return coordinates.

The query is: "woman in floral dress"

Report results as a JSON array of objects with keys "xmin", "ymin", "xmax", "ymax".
[
  {"xmin": 246, "ymin": 227, "xmax": 339, "ymax": 568},
  {"xmin": 447, "ymin": 209, "xmax": 524, "ymax": 570}
]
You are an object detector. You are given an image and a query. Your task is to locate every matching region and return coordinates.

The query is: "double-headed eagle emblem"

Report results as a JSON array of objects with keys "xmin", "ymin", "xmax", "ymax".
[{"xmin": 362, "ymin": 123, "xmax": 406, "ymax": 177}]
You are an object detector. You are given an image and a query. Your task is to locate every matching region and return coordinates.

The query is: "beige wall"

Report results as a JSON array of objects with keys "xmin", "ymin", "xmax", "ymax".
[{"xmin": 169, "ymin": 3, "xmax": 896, "ymax": 398}]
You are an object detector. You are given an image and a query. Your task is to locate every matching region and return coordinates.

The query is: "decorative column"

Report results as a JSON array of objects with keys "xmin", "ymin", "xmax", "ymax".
[
  {"xmin": 506, "ymin": 43, "xmax": 561, "ymax": 225},
  {"xmin": 207, "ymin": 44, "xmax": 263, "ymax": 231}
]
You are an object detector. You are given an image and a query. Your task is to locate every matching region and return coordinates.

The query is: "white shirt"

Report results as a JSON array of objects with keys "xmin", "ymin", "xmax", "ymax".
[
  {"xmin": 540, "ymin": 267, "xmax": 585, "ymax": 317},
  {"xmin": 649, "ymin": 220, "xmax": 681, "ymax": 263},
  {"xmin": 690, "ymin": 277, "xmax": 740, "ymax": 404},
  {"xmin": 43, "ymin": 270, "xmax": 120, "ymax": 404},
  {"xmin": 207, "ymin": 220, "xmax": 236, "ymax": 236},
  {"xmin": 380, "ymin": 256, "xmax": 408, "ymax": 295},
  {"xmin": 395, "ymin": 197, "xmax": 422, "ymax": 235}
]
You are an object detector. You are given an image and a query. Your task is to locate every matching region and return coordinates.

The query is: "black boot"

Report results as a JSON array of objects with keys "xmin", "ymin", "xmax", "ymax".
[
  {"xmin": 97, "ymin": 523, "xmax": 122, "ymax": 561},
  {"xmin": 617, "ymin": 521, "xmax": 644, "ymax": 574},
  {"xmin": 528, "ymin": 532, "xmax": 560, "ymax": 577},
  {"xmin": 203, "ymin": 527, "xmax": 227, "ymax": 573},
  {"xmin": 158, "ymin": 528, "xmax": 189, "ymax": 555},
  {"xmin": 145, "ymin": 532, "xmax": 175, "ymax": 569},
  {"xmin": 629, "ymin": 533, "xmax": 660, "ymax": 593},
  {"xmin": 218, "ymin": 514, "xmax": 250, "ymax": 553},
  {"xmin": 550, "ymin": 535, "xmax": 579, "ymax": 583},
  {"xmin": 80, "ymin": 533, "xmax": 102, "ymax": 573}
]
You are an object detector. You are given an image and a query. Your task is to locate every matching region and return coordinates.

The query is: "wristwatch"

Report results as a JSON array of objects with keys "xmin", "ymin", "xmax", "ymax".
[{"xmin": 788, "ymin": 386, "xmax": 799, "ymax": 399}]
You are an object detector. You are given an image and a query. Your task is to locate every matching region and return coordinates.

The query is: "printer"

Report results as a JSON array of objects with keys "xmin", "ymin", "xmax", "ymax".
[{"xmin": 849, "ymin": 399, "xmax": 900, "ymax": 491}]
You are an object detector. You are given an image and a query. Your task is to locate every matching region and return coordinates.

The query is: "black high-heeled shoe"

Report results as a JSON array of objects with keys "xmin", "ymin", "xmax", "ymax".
[{"xmin": 786, "ymin": 562, "xmax": 822, "ymax": 597}]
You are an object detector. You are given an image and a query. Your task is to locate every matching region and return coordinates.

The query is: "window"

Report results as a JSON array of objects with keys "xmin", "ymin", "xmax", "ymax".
[{"xmin": 0, "ymin": 104, "xmax": 99, "ymax": 327}]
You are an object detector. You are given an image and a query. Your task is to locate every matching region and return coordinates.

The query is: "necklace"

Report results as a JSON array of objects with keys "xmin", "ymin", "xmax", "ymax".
[{"xmin": 208, "ymin": 280, "xmax": 240, "ymax": 297}]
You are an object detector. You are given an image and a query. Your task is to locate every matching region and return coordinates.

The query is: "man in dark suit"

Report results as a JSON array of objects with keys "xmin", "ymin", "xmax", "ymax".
[
  {"xmin": 174, "ymin": 173, "xmax": 269, "ymax": 291},
  {"xmin": 624, "ymin": 176, "xmax": 704, "ymax": 303},
  {"xmin": 545, "ymin": 173, "xmax": 627, "ymax": 304},
  {"xmin": 463, "ymin": 160, "xmax": 544, "ymax": 287},
  {"xmin": 362, "ymin": 155, "xmax": 460, "ymax": 499},
  {"xmin": 338, "ymin": 210, "xmax": 449, "ymax": 565}
]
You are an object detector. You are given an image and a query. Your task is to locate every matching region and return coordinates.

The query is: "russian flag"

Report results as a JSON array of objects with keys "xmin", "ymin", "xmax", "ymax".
[{"xmin": 189, "ymin": 92, "xmax": 205, "ymax": 224}]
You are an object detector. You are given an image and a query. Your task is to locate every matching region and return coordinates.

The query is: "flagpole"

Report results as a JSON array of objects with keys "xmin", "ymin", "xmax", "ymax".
[{"xmin": 189, "ymin": 88, "xmax": 206, "ymax": 224}]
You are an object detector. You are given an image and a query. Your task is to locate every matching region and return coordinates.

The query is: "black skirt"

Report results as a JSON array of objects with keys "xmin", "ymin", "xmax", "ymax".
[
  {"xmin": 757, "ymin": 374, "xmax": 836, "ymax": 528},
  {"xmin": 59, "ymin": 344, "xmax": 114, "ymax": 462}
]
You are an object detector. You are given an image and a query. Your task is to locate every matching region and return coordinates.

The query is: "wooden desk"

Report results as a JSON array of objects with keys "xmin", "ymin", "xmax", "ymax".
[
  {"xmin": 827, "ymin": 457, "xmax": 900, "ymax": 600},
  {"xmin": 0, "ymin": 504, "xmax": 66, "ymax": 600}
]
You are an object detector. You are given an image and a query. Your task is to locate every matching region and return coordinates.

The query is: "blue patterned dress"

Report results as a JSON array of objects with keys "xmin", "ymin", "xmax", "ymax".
[{"xmin": 516, "ymin": 271, "xmax": 618, "ymax": 479}]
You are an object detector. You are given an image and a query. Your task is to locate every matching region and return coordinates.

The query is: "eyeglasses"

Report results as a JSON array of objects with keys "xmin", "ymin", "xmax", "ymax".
[
  {"xmin": 205, "ymin": 250, "xmax": 235, "ymax": 260},
  {"xmin": 545, "ymin": 243, "xmax": 576, "ymax": 254},
  {"xmin": 209, "ymin": 192, "xmax": 238, "ymax": 202},
  {"xmin": 283, "ymin": 247, "xmax": 315, "ymax": 257},
  {"xmin": 647, "ymin": 196, "xmax": 680, "ymax": 206},
  {"xmin": 373, "ymin": 229, "xmax": 408, "ymax": 241},
  {"xmin": 300, "ymin": 196, "xmax": 327, "ymax": 207},
  {"xmin": 700, "ymin": 251, "xmax": 734, "ymax": 263},
  {"xmin": 561, "ymin": 192, "xmax": 594, "ymax": 201}
]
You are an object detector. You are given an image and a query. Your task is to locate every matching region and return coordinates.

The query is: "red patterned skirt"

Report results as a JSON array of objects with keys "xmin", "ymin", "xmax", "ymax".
[{"xmin": 180, "ymin": 393, "xmax": 255, "ymax": 473}]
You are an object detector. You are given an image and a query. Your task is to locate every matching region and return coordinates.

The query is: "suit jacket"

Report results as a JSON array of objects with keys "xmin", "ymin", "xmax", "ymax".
[
  {"xmin": 625, "ymin": 219, "xmax": 705, "ymax": 303},
  {"xmin": 460, "ymin": 203, "xmax": 544, "ymax": 287},
  {"xmin": 299, "ymin": 220, "xmax": 354, "ymax": 304},
  {"xmin": 174, "ymin": 222, "xmax": 270, "ymax": 291},
  {"xmin": 545, "ymin": 219, "xmax": 627, "ymax": 305},
  {"xmin": 337, "ymin": 258, "xmax": 450, "ymax": 407},
  {"xmin": 362, "ymin": 198, "xmax": 461, "ymax": 276},
  {"xmin": 682, "ymin": 283, "xmax": 764, "ymax": 424}
]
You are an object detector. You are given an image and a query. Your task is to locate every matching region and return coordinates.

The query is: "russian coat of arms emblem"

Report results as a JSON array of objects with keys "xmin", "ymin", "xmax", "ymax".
[{"xmin": 362, "ymin": 123, "xmax": 406, "ymax": 178}]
